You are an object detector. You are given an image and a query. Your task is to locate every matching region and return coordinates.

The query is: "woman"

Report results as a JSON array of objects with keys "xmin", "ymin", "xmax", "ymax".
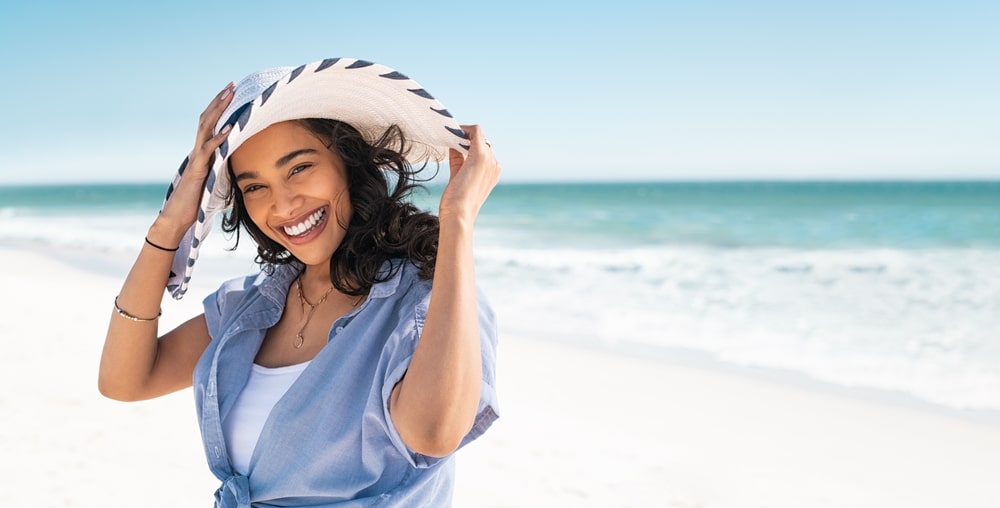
[{"xmin": 98, "ymin": 58, "xmax": 500, "ymax": 507}]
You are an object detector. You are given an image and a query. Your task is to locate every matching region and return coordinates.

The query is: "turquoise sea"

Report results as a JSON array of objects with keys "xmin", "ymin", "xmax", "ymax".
[{"xmin": 2, "ymin": 181, "xmax": 999, "ymax": 413}]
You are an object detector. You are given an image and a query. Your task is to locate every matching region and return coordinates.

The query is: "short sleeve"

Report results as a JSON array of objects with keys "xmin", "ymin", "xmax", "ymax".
[
  {"xmin": 460, "ymin": 287, "xmax": 500, "ymax": 446},
  {"xmin": 201, "ymin": 272, "xmax": 265, "ymax": 341},
  {"xmin": 379, "ymin": 286, "xmax": 500, "ymax": 468}
]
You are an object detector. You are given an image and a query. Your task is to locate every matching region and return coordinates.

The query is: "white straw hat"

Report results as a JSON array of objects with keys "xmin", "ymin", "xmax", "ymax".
[{"xmin": 164, "ymin": 57, "xmax": 470, "ymax": 299}]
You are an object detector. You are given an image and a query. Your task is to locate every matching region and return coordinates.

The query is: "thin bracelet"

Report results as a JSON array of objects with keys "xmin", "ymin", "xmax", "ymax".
[
  {"xmin": 145, "ymin": 236, "xmax": 179, "ymax": 252},
  {"xmin": 113, "ymin": 296, "xmax": 161, "ymax": 322}
]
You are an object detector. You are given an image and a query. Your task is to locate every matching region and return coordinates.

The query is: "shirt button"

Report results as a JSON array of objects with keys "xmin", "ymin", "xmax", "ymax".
[
  {"xmin": 335, "ymin": 326, "xmax": 344, "ymax": 333},
  {"xmin": 214, "ymin": 446, "xmax": 221, "ymax": 458}
]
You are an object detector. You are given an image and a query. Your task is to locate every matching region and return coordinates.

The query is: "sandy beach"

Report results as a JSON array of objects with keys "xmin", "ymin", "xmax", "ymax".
[{"xmin": 2, "ymin": 244, "xmax": 999, "ymax": 507}]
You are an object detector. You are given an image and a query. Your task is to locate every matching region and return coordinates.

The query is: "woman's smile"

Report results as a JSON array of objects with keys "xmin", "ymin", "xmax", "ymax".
[{"xmin": 274, "ymin": 205, "xmax": 329, "ymax": 244}]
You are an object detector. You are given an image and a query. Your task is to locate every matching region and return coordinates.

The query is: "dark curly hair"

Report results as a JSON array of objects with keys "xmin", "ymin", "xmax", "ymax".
[{"xmin": 221, "ymin": 119, "xmax": 440, "ymax": 296}]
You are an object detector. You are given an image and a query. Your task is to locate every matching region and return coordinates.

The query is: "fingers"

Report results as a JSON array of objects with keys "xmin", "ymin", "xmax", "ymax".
[
  {"xmin": 451, "ymin": 123, "xmax": 501, "ymax": 182},
  {"xmin": 452, "ymin": 124, "xmax": 495, "ymax": 174},
  {"xmin": 159, "ymin": 83, "xmax": 237, "ymax": 229},
  {"xmin": 204, "ymin": 124, "xmax": 233, "ymax": 151},
  {"xmin": 454, "ymin": 124, "xmax": 499, "ymax": 172},
  {"xmin": 459, "ymin": 124, "xmax": 492, "ymax": 153},
  {"xmin": 196, "ymin": 82, "xmax": 235, "ymax": 147},
  {"xmin": 204, "ymin": 83, "xmax": 235, "ymax": 123},
  {"xmin": 185, "ymin": 83, "xmax": 236, "ymax": 176}
]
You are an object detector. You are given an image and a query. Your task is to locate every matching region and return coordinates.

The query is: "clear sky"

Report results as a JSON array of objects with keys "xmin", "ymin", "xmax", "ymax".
[{"xmin": 1, "ymin": 0, "xmax": 998, "ymax": 184}]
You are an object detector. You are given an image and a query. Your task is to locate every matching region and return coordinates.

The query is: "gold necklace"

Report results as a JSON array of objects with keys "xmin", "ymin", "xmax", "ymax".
[{"xmin": 293, "ymin": 275, "xmax": 336, "ymax": 349}]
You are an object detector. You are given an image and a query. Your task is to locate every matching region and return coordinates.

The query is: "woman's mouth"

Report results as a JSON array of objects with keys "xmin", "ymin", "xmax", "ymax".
[{"xmin": 279, "ymin": 207, "xmax": 328, "ymax": 242}]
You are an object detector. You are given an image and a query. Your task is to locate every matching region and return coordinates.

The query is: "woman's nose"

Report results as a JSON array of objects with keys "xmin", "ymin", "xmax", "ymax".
[{"xmin": 271, "ymin": 182, "xmax": 302, "ymax": 217}]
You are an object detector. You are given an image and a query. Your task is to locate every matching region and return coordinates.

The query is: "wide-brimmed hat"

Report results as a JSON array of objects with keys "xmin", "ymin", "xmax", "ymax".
[{"xmin": 164, "ymin": 57, "xmax": 470, "ymax": 299}]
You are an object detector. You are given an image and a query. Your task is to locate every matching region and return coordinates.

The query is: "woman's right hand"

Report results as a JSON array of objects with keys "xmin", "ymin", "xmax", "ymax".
[{"xmin": 149, "ymin": 82, "xmax": 235, "ymax": 246}]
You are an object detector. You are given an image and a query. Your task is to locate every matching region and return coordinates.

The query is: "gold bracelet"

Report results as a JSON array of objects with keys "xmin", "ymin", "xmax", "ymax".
[{"xmin": 113, "ymin": 296, "xmax": 161, "ymax": 322}]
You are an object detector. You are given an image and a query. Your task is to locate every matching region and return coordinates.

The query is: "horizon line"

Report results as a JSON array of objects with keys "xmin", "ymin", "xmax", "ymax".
[{"xmin": 3, "ymin": 177, "xmax": 1000, "ymax": 188}]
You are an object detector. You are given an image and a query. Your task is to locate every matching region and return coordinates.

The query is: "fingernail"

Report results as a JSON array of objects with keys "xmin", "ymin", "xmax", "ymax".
[
  {"xmin": 220, "ymin": 83, "xmax": 233, "ymax": 100},
  {"xmin": 220, "ymin": 124, "xmax": 232, "ymax": 134}
]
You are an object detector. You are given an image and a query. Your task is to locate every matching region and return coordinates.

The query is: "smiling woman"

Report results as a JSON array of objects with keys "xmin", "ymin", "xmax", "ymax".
[
  {"xmin": 227, "ymin": 121, "xmax": 355, "ymax": 269},
  {"xmin": 97, "ymin": 58, "xmax": 501, "ymax": 507}
]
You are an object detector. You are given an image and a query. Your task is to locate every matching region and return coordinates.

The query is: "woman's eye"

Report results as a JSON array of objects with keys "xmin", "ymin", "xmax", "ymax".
[
  {"xmin": 242, "ymin": 184, "xmax": 263, "ymax": 194},
  {"xmin": 290, "ymin": 164, "xmax": 311, "ymax": 176}
]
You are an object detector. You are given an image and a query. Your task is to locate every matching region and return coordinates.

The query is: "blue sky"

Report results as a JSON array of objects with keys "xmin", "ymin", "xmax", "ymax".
[{"xmin": 1, "ymin": 0, "xmax": 998, "ymax": 183}]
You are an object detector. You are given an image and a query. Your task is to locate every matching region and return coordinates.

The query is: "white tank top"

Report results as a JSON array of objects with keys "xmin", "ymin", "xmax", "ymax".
[{"xmin": 222, "ymin": 361, "xmax": 311, "ymax": 475}]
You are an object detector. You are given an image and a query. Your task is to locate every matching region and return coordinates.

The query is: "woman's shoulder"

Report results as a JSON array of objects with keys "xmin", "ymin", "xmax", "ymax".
[
  {"xmin": 204, "ymin": 264, "xmax": 298, "ymax": 323},
  {"xmin": 382, "ymin": 257, "xmax": 495, "ymax": 296},
  {"xmin": 372, "ymin": 259, "xmax": 431, "ymax": 304},
  {"xmin": 375, "ymin": 259, "xmax": 494, "ymax": 319}
]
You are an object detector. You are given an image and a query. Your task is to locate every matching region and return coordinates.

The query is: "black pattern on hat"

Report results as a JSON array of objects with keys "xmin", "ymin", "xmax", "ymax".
[
  {"xmin": 316, "ymin": 58, "xmax": 340, "ymax": 71},
  {"xmin": 408, "ymin": 88, "xmax": 434, "ymax": 100}
]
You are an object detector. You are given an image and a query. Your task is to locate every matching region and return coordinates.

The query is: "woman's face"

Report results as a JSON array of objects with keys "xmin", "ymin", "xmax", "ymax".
[{"xmin": 230, "ymin": 120, "xmax": 352, "ymax": 266}]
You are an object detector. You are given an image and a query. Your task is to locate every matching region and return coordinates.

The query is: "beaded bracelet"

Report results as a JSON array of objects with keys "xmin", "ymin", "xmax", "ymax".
[{"xmin": 114, "ymin": 296, "xmax": 161, "ymax": 322}]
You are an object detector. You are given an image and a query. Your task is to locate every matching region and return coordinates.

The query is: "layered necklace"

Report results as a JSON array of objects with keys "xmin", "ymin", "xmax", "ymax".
[{"xmin": 293, "ymin": 275, "xmax": 336, "ymax": 349}]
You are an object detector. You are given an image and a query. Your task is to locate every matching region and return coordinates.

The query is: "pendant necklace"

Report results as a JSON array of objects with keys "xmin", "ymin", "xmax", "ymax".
[{"xmin": 293, "ymin": 275, "xmax": 336, "ymax": 349}]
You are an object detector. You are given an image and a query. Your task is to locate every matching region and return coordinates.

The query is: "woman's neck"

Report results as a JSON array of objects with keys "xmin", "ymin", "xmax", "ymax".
[{"xmin": 299, "ymin": 263, "xmax": 334, "ymax": 299}]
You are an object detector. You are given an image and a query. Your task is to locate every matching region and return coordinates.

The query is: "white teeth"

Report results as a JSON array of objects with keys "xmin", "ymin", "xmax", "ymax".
[{"xmin": 283, "ymin": 209, "xmax": 325, "ymax": 237}]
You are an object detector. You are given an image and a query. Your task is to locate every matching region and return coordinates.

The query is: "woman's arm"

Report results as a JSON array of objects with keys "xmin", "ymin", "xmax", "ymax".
[
  {"xmin": 97, "ymin": 236, "xmax": 210, "ymax": 401},
  {"xmin": 389, "ymin": 125, "xmax": 500, "ymax": 457},
  {"xmin": 98, "ymin": 82, "xmax": 235, "ymax": 401}
]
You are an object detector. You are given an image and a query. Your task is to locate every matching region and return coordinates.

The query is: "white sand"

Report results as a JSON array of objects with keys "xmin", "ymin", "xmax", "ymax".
[{"xmin": 2, "ymin": 245, "xmax": 999, "ymax": 507}]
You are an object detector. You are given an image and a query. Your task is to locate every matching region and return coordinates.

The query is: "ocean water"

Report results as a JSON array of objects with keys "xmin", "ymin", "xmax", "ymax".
[{"xmin": 2, "ymin": 181, "xmax": 999, "ymax": 413}]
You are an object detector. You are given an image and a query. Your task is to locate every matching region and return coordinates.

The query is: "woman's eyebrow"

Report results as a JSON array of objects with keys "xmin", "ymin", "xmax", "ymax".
[
  {"xmin": 234, "ymin": 148, "xmax": 320, "ymax": 181},
  {"xmin": 234, "ymin": 170, "xmax": 259, "ymax": 182},
  {"xmin": 275, "ymin": 148, "xmax": 318, "ymax": 168}
]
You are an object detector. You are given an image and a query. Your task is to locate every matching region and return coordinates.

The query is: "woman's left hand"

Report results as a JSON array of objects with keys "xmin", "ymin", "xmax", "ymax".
[{"xmin": 439, "ymin": 125, "xmax": 501, "ymax": 222}]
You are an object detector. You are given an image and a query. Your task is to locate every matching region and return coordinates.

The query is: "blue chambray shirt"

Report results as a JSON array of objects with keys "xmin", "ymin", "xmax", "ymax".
[{"xmin": 195, "ymin": 260, "xmax": 499, "ymax": 507}]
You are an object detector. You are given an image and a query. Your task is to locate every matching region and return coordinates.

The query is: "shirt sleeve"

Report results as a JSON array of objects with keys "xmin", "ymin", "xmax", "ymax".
[
  {"xmin": 202, "ymin": 273, "xmax": 262, "ymax": 341},
  {"xmin": 202, "ymin": 289, "xmax": 223, "ymax": 340},
  {"xmin": 379, "ymin": 286, "xmax": 500, "ymax": 469}
]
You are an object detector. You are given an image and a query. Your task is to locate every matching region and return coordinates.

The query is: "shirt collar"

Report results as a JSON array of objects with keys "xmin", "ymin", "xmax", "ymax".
[{"xmin": 255, "ymin": 259, "xmax": 407, "ymax": 305}]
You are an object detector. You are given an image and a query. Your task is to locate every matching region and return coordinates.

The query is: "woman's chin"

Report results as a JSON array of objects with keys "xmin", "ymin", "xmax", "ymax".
[
  {"xmin": 296, "ymin": 253, "xmax": 333, "ymax": 268},
  {"xmin": 282, "ymin": 238, "xmax": 342, "ymax": 268}
]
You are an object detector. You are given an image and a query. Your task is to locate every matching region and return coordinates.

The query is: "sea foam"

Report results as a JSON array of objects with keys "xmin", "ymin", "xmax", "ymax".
[{"xmin": 477, "ymin": 244, "xmax": 1000, "ymax": 411}]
